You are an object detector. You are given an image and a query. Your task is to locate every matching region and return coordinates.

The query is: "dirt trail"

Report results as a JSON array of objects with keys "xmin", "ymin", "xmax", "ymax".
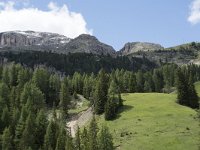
[{"xmin": 66, "ymin": 106, "xmax": 93, "ymax": 137}]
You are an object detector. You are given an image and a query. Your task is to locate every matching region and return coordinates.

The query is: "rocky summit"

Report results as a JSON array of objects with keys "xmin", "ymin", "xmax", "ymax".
[
  {"xmin": 119, "ymin": 42, "xmax": 164, "ymax": 55},
  {"xmin": 64, "ymin": 34, "xmax": 116, "ymax": 56},
  {"xmin": 0, "ymin": 31, "xmax": 71, "ymax": 52},
  {"xmin": 0, "ymin": 31, "xmax": 116, "ymax": 56}
]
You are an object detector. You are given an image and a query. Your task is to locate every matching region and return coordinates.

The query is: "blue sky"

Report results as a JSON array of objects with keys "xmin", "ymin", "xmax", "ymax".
[{"xmin": 0, "ymin": 0, "xmax": 200, "ymax": 50}]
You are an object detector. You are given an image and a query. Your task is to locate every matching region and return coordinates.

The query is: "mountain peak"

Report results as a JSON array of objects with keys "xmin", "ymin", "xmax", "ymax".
[{"xmin": 120, "ymin": 42, "xmax": 164, "ymax": 55}]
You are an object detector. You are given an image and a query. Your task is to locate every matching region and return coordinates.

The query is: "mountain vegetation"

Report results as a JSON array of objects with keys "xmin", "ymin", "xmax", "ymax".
[{"xmin": 0, "ymin": 31, "xmax": 199, "ymax": 150}]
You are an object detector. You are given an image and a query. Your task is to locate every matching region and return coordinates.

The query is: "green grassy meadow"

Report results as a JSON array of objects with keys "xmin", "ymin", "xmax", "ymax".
[{"xmin": 98, "ymin": 92, "xmax": 200, "ymax": 149}]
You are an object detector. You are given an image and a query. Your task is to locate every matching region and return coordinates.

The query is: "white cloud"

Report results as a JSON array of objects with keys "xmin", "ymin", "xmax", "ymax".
[
  {"xmin": 188, "ymin": 0, "xmax": 200, "ymax": 24},
  {"xmin": 0, "ymin": 1, "xmax": 92, "ymax": 38}
]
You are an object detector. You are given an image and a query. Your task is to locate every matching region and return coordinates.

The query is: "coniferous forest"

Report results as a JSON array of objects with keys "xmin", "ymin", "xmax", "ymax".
[{"xmin": 0, "ymin": 60, "xmax": 199, "ymax": 149}]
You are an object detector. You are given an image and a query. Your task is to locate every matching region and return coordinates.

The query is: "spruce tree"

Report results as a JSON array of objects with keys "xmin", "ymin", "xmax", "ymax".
[
  {"xmin": 128, "ymin": 73, "xmax": 136, "ymax": 93},
  {"xmin": 188, "ymin": 73, "xmax": 199, "ymax": 108},
  {"xmin": 14, "ymin": 106, "xmax": 27, "ymax": 148},
  {"xmin": 136, "ymin": 70, "xmax": 144, "ymax": 92},
  {"xmin": 94, "ymin": 69, "xmax": 108, "ymax": 114},
  {"xmin": 74, "ymin": 126, "xmax": 81, "ymax": 150},
  {"xmin": 32, "ymin": 67, "xmax": 49, "ymax": 101},
  {"xmin": 49, "ymin": 74, "xmax": 61, "ymax": 106},
  {"xmin": 44, "ymin": 121, "xmax": 57, "ymax": 150},
  {"xmin": 88, "ymin": 116, "xmax": 98, "ymax": 150},
  {"xmin": 1, "ymin": 106, "xmax": 10, "ymax": 129},
  {"xmin": 55, "ymin": 125, "xmax": 66, "ymax": 150},
  {"xmin": 98, "ymin": 126, "xmax": 114, "ymax": 150},
  {"xmin": 81, "ymin": 127, "xmax": 89, "ymax": 150},
  {"xmin": 2, "ymin": 127, "xmax": 13, "ymax": 150},
  {"xmin": 59, "ymin": 82, "xmax": 70, "ymax": 116},
  {"xmin": 104, "ymin": 96, "xmax": 116, "ymax": 120},
  {"xmin": 176, "ymin": 68, "xmax": 189, "ymax": 106},
  {"xmin": 19, "ymin": 113, "xmax": 36, "ymax": 150},
  {"xmin": 35, "ymin": 109, "xmax": 48, "ymax": 148},
  {"xmin": 65, "ymin": 133, "xmax": 74, "ymax": 150}
]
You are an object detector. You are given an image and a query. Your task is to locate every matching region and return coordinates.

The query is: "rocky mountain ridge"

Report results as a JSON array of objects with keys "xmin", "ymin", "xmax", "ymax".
[
  {"xmin": 0, "ymin": 31, "xmax": 116, "ymax": 56},
  {"xmin": 0, "ymin": 30, "xmax": 200, "ymax": 65},
  {"xmin": 119, "ymin": 42, "xmax": 164, "ymax": 55}
]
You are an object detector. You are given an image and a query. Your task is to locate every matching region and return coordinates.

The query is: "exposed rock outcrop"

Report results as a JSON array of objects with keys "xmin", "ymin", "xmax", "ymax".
[{"xmin": 119, "ymin": 42, "xmax": 164, "ymax": 55}]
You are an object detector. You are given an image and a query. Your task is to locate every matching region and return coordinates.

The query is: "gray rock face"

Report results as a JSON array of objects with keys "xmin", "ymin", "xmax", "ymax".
[
  {"xmin": 65, "ymin": 34, "xmax": 116, "ymax": 56},
  {"xmin": 0, "ymin": 31, "xmax": 71, "ymax": 52},
  {"xmin": 0, "ymin": 31, "xmax": 116, "ymax": 56},
  {"xmin": 119, "ymin": 42, "xmax": 164, "ymax": 55}
]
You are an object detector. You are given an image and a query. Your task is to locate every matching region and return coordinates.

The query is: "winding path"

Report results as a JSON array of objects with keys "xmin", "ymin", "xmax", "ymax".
[{"xmin": 66, "ymin": 107, "xmax": 93, "ymax": 137}]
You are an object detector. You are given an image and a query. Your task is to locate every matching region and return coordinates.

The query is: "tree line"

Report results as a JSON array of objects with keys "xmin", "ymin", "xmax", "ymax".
[
  {"xmin": 0, "ymin": 51, "xmax": 156, "ymax": 75},
  {"xmin": 0, "ymin": 63, "xmax": 116, "ymax": 150},
  {"xmin": 0, "ymin": 62, "xmax": 199, "ymax": 149}
]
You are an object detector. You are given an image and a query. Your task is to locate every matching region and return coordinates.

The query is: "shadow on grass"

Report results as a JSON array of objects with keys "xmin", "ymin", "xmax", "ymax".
[{"xmin": 113, "ymin": 104, "xmax": 134, "ymax": 120}]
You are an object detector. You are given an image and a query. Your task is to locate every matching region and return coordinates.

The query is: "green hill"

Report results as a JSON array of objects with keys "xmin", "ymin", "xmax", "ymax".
[
  {"xmin": 195, "ymin": 81, "xmax": 200, "ymax": 97},
  {"xmin": 98, "ymin": 93, "xmax": 199, "ymax": 150}
]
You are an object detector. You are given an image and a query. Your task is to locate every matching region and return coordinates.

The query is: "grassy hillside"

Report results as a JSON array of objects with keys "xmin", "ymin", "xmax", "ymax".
[
  {"xmin": 195, "ymin": 81, "xmax": 200, "ymax": 97},
  {"xmin": 98, "ymin": 93, "xmax": 199, "ymax": 150}
]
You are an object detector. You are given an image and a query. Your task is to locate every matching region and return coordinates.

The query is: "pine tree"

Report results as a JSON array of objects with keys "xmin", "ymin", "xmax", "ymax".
[
  {"xmin": 94, "ymin": 69, "xmax": 108, "ymax": 114},
  {"xmin": 19, "ymin": 113, "xmax": 36, "ymax": 150},
  {"xmin": 0, "ymin": 82, "xmax": 10, "ymax": 107},
  {"xmin": 128, "ymin": 73, "xmax": 136, "ymax": 93},
  {"xmin": 176, "ymin": 68, "xmax": 189, "ymax": 105},
  {"xmin": 10, "ymin": 108, "xmax": 20, "ymax": 136},
  {"xmin": 1, "ymin": 106, "xmax": 10, "ymax": 129},
  {"xmin": 88, "ymin": 116, "xmax": 98, "ymax": 150},
  {"xmin": 20, "ymin": 83, "xmax": 45, "ymax": 113},
  {"xmin": 81, "ymin": 127, "xmax": 89, "ymax": 150},
  {"xmin": 59, "ymin": 82, "xmax": 70, "ymax": 116},
  {"xmin": 98, "ymin": 126, "xmax": 114, "ymax": 150},
  {"xmin": 188, "ymin": 73, "xmax": 199, "ymax": 108},
  {"xmin": 55, "ymin": 125, "xmax": 66, "ymax": 150},
  {"xmin": 44, "ymin": 121, "xmax": 57, "ymax": 150},
  {"xmin": 2, "ymin": 66, "xmax": 10, "ymax": 86},
  {"xmin": 136, "ymin": 70, "xmax": 144, "ymax": 92},
  {"xmin": 74, "ymin": 126, "xmax": 81, "ymax": 150},
  {"xmin": 104, "ymin": 96, "xmax": 115, "ymax": 120},
  {"xmin": 2, "ymin": 127, "xmax": 13, "ymax": 150},
  {"xmin": 35, "ymin": 109, "xmax": 48, "ymax": 148},
  {"xmin": 49, "ymin": 74, "xmax": 61, "ymax": 106},
  {"xmin": 32, "ymin": 67, "xmax": 50, "ymax": 100},
  {"xmin": 14, "ymin": 106, "xmax": 27, "ymax": 148},
  {"xmin": 153, "ymin": 69, "xmax": 163, "ymax": 92},
  {"xmin": 65, "ymin": 133, "xmax": 74, "ymax": 150}
]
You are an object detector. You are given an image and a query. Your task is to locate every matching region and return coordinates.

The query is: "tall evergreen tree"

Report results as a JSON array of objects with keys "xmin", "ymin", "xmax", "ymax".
[
  {"xmin": 35, "ymin": 109, "xmax": 48, "ymax": 149},
  {"xmin": 74, "ymin": 126, "xmax": 81, "ymax": 150},
  {"xmin": 55, "ymin": 125, "xmax": 66, "ymax": 150},
  {"xmin": 88, "ymin": 116, "xmax": 98, "ymax": 150},
  {"xmin": 44, "ymin": 121, "xmax": 57, "ymax": 150},
  {"xmin": 104, "ymin": 96, "xmax": 116, "ymax": 120},
  {"xmin": 19, "ymin": 113, "xmax": 36, "ymax": 150},
  {"xmin": 32, "ymin": 67, "xmax": 50, "ymax": 101},
  {"xmin": 188, "ymin": 73, "xmax": 199, "ymax": 108},
  {"xmin": 128, "ymin": 73, "xmax": 136, "ymax": 93},
  {"xmin": 98, "ymin": 126, "xmax": 114, "ymax": 150},
  {"xmin": 176, "ymin": 68, "xmax": 189, "ymax": 106},
  {"xmin": 136, "ymin": 70, "xmax": 144, "ymax": 92},
  {"xmin": 2, "ymin": 127, "xmax": 13, "ymax": 150},
  {"xmin": 94, "ymin": 69, "xmax": 108, "ymax": 114},
  {"xmin": 81, "ymin": 127, "xmax": 89, "ymax": 150},
  {"xmin": 59, "ymin": 82, "xmax": 70, "ymax": 116}
]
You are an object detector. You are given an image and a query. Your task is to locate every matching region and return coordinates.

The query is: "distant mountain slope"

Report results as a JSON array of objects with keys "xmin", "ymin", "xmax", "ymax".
[
  {"xmin": 0, "ymin": 30, "xmax": 200, "ymax": 65},
  {"xmin": 0, "ymin": 31, "xmax": 71, "ymax": 52},
  {"xmin": 120, "ymin": 42, "xmax": 200, "ymax": 65},
  {"xmin": 64, "ymin": 34, "xmax": 116, "ymax": 56},
  {"xmin": 0, "ymin": 31, "xmax": 116, "ymax": 56},
  {"xmin": 119, "ymin": 42, "xmax": 164, "ymax": 55}
]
